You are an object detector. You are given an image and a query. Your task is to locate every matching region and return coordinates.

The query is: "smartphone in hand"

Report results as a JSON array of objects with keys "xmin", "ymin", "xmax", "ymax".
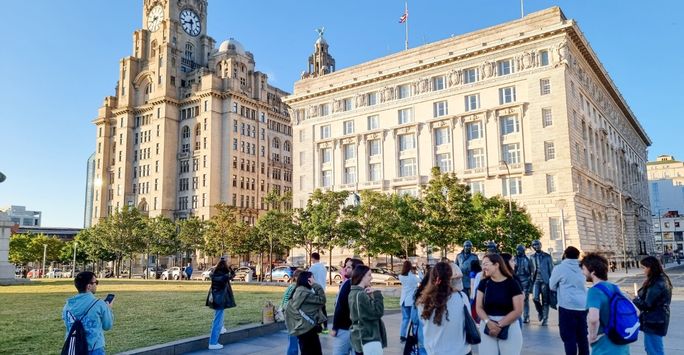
[{"xmin": 104, "ymin": 294, "xmax": 115, "ymax": 304}]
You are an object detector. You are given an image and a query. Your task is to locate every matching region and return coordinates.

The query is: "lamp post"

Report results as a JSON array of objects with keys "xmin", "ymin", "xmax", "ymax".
[
  {"xmin": 499, "ymin": 160, "xmax": 513, "ymax": 241},
  {"xmin": 42, "ymin": 244, "xmax": 47, "ymax": 279}
]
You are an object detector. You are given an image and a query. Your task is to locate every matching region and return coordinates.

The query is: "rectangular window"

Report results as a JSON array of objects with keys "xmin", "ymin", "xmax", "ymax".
[
  {"xmin": 321, "ymin": 148, "xmax": 332, "ymax": 163},
  {"xmin": 343, "ymin": 144, "xmax": 355, "ymax": 160},
  {"xmin": 464, "ymin": 94, "xmax": 480, "ymax": 112},
  {"xmin": 342, "ymin": 98, "xmax": 352, "ymax": 111},
  {"xmin": 398, "ymin": 108, "xmax": 413, "ymax": 124},
  {"xmin": 299, "ymin": 130, "xmax": 306, "ymax": 142},
  {"xmin": 398, "ymin": 84, "xmax": 410, "ymax": 99},
  {"xmin": 499, "ymin": 86, "xmax": 516, "ymax": 104},
  {"xmin": 368, "ymin": 163, "xmax": 381, "ymax": 181},
  {"xmin": 368, "ymin": 139, "xmax": 381, "ymax": 156},
  {"xmin": 432, "ymin": 76, "xmax": 445, "ymax": 91},
  {"xmin": 466, "ymin": 121, "xmax": 482, "ymax": 140},
  {"xmin": 549, "ymin": 217, "xmax": 561, "ymax": 240},
  {"xmin": 436, "ymin": 153, "xmax": 452, "ymax": 172},
  {"xmin": 502, "ymin": 177, "xmax": 522, "ymax": 196},
  {"xmin": 502, "ymin": 143, "xmax": 521, "ymax": 164},
  {"xmin": 469, "ymin": 181, "xmax": 485, "ymax": 195},
  {"xmin": 367, "ymin": 92, "xmax": 378, "ymax": 106},
  {"xmin": 320, "ymin": 125, "xmax": 331, "ymax": 139},
  {"xmin": 343, "ymin": 120, "xmax": 355, "ymax": 135},
  {"xmin": 398, "ymin": 134, "xmax": 416, "ymax": 151},
  {"xmin": 399, "ymin": 158, "xmax": 416, "ymax": 177},
  {"xmin": 434, "ymin": 127, "xmax": 450, "ymax": 146},
  {"xmin": 464, "ymin": 67, "xmax": 478, "ymax": 84},
  {"xmin": 546, "ymin": 174, "xmax": 556, "ymax": 193},
  {"xmin": 467, "ymin": 148, "xmax": 485, "ymax": 169},
  {"xmin": 539, "ymin": 50, "xmax": 550, "ymax": 66},
  {"xmin": 500, "ymin": 115, "xmax": 520, "ymax": 135},
  {"xmin": 497, "ymin": 59, "xmax": 514, "ymax": 76},
  {"xmin": 321, "ymin": 170, "xmax": 332, "ymax": 187},
  {"xmin": 367, "ymin": 115, "xmax": 379, "ymax": 130},
  {"xmin": 320, "ymin": 103, "xmax": 330, "ymax": 116},
  {"xmin": 540, "ymin": 78, "xmax": 551, "ymax": 95},
  {"xmin": 542, "ymin": 108, "xmax": 553, "ymax": 127},
  {"xmin": 433, "ymin": 101, "xmax": 448, "ymax": 117},
  {"xmin": 544, "ymin": 141, "xmax": 556, "ymax": 160},
  {"xmin": 344, "ymin": 167, "xmax": 357, "ymax": 184}
]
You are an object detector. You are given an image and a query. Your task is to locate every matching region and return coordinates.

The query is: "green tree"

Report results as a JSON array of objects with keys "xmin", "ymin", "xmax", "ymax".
[
  {"xmin": 28, "ymin": 234, "xmax": 64, "ymax": 265},
  {"xmin": 345, "ymin": 190, "xmax": 395, "ymax": 263},
  {"xmin": 76, "ymin": 225, "xmax": 116, "ymax": 266},
  {"xmin": 255, "ymin": 209, "xmax": 298, "ymax": 280},
  {"xmin": 472, "ymin": 194, "xmax": 542, "ymax": 252},
  {"xmin": 178, "ymin": 216, "xmax": 205, "ymax": 255},
  {"xmin": 205, "ymin": 203, "xmax": 251, "ymax": 258},
  {"xmin": 8, "ymin": 233, "xmax": 33, "ymax": 265},
  {"xmin": 388, "ymin": 193, "xmax": 424, "ymax": 258},
  {"xmin": 143, "ymin": 215, "xmax": 179, "ymax": 276},
  {"xmin": 98, "ymin": 206, "xmax": 146, "ymax": 277},
  {"xmin": 59, "ymin": 240, "xmax": 90, "ymax": 266}
]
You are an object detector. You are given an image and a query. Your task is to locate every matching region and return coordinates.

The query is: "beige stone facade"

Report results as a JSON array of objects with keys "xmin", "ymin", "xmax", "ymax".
[
  {"xmin": 284, "ymin": 7, "xmax": 652, "ymax": 261},
  {"xmin": 91, "ymin": 0, "xmax": 292, "ymax": 228}
]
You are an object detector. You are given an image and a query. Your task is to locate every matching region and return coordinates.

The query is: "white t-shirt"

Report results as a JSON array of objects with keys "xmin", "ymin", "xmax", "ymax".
[
  {"xmin": 418, "ymin": 291, "xmax": 471, "ymax": 355},
  {"xmin": 309, "ymin": 262, "xmax": 327, "ymax": 291}
]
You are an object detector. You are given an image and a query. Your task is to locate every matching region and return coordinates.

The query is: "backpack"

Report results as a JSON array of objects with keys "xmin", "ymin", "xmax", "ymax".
[
  {"xmin": 61, "ymin": 300, "xmax": 99, "ymax": 355},
  {"xmin": 594, "ymin": 283, "xmax": 640, "ymax": 345}
]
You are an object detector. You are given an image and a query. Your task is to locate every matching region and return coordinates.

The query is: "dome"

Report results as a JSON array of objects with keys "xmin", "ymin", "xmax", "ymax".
[
  {"xmin": 218, "ymin": 38, "xmax": 246, "ymax": 55},
  {"xmin": 315, "ymin": 36, "xmax": 327, "ymax": 45}
]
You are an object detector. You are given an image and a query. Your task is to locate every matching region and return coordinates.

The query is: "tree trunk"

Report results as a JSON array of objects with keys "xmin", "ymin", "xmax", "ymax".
[
  {"xmin": 129, "ymin": 253, "xmax": 133, "ymax": 279},
  {"xmin": 328, "ymin": 246, "xmax": 333, "ymax": 285}
]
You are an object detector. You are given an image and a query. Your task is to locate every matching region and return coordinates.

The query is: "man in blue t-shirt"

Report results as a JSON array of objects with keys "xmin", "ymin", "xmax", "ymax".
[{"xmin": 580, "ymin": 253, "xmax": 629, "ymax": 355}]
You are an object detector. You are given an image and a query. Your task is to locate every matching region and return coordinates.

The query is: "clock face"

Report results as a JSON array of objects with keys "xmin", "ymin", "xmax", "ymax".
[
  {"xmin": 147, "ymin": 5, "xmax": 164, "ymax": 32},
  {"xmin": 180, "ymin": 9, "xmax": 201, "ymax": 37}
]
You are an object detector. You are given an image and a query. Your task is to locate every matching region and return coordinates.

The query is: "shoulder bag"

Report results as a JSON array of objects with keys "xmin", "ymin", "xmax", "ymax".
[{"xmin": 460, "ymin": 291, "xmax": 481, "ymax": 345}]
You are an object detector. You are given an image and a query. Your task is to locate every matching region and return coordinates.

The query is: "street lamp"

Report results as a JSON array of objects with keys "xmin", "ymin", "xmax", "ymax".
[
  {"xmin": 499, "ymin": 160, "xmax": 513, "ymax": 241},
  {"xmin": 42, "ymin": 244, "xmax": 47, "ymax": 279}
]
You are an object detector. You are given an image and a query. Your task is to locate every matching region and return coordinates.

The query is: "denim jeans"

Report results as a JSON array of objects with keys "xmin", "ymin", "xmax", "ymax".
[
  {"xmin": 332, "ymin": 328, "xmax": 352, "ymax": 355},
  {"xmin": 644, "ymin": 332, "xmax": 664, "ymax": 355},
  {"xmin": 400, "ymin": 305, "xmax": 412, "ymax": 338},
  {"xmin": 558, "ymin": 307, "xmax": 589, "ymax": 355},
  {"xmin": 287, "ymin": 334, "xmax": 299, "ymax": 355},
  {"xmin": 209, "ymin": 308, "xmax": 224, "ymax": 345}
]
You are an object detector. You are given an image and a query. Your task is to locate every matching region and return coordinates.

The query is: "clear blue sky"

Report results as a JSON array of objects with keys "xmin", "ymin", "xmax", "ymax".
[{"xmin": 1, "ymin": 1, "xmax": 681, "ymax": 228}]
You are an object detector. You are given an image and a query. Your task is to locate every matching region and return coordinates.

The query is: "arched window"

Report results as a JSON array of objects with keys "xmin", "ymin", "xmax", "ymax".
[
  {"xmin": 182, "ymin": 125, "xmax": 190, "ymax": 139},
  {"xmin": 195, "ymin": 123, "xmax": 201, "ymax": 136},
  {"xmin": 184, "ymin": 43, "xmax": 194, "ymax": 61},
  {"xmin": 272, "ymin": 137, "xmax": 280, "ymax": 149},
  {"xmin": 150, "ymin": 40, "xmax": 157, "ymax": 58},
  {"xmin": 283, "ymin": 140, "xmax": 291, "ymax": 152}
]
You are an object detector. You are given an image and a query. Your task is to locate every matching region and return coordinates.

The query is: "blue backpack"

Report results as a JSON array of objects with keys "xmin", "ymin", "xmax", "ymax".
[{"xmin": 594, "ymin": 283, "xmax": 640, "ymax": 345}]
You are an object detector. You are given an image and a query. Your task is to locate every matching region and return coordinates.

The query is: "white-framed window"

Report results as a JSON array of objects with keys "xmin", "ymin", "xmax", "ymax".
[
  {"xmin": 542, "ymin": 108, "xmax": 553, "ymax": 127},
  {"xmin": 499, "ymin": 86, "xmax": 516, "ymax": 104},
  {"xmin": 368, "ymin": 139, "xmax": 381, "ymax": 156},
  {"xmin": 399, "ymin": 158, "xmax": 416, "ymax": 177},
  {"xmin": 433, "ymin": 100, "xmax": 448, "ymax": 117},
  {"xmin": 434, "ymin": 127, "xmax": 450, "ymax": 146},
  {"xmin": 502, "ymin": 177, "xmax": 522, "ymax": 196},
  {"xmin": 320, "ymin": 103, "xmax": 330, "ymax": 116},
  {"xmin": 465, "ymin": 94, "xmax": 480, "ymax": 111},
  {"xmin": 344, "ymin": 167, "xmax": 357, "ymax": 184},
  {"xmin": 367, "ymin": 115, "xmax": 379, "ymax": 130},
  {"xmin": 466, "ymin": 121, "xmax": 482, "ymax": 140},
  {"xmin": 342, "ymin": 98, "xmax": 352, "ymax": 111},
  {"xmin": 546, "ymin": 174, "xmax": 556, "ymax": 193},
  {"xmin": 464, "ymin": 67, "xmax": 478, "ymax": 84},
  {"xmin": 343, "ymin": 120, "xmax": 355, "ymax": 135},
  {"xmin": 398, "ymin": 108, "xmax": 413, "ymax": 124},
  {"xmin": 540, "ymin": 79, "xmax": 551, "ymax": 95},
  {"xmin": 367, "ymin": 92, "xmax": 378, "ymax": 106},
  {"xmin": 398, "ymin": 134, "xmax": 416, "ymax": 151},
  {"xmin": 344, "ymin": 144, "xmax": 355, "ymax": 160},
  {"xmin": 469, "ymin": 181, "xmax": 485, "ymax": 195},
  {"xmin": 436, "ymin": 153, "xmax": 452, "ymax": 172},
  {"xmin": 432, "ymin": 76, "xmax": 445, "ymax": 91},
  {"xmin": 321, "ymin": 148, "xmax": 332, "ymax": 163},
  {"xmin": 549, "ymin": 217, "xmax": 561, "ymax": 240},
  {"xmin": 320, "ymin": 125, "xmax": 331, "ymax": 139},
  {"xmin": 544, "ymin": 141, "xmax": 556, "ymax": 160},
  {"xmin": 398, "ymin": 84, "xmax": 410, "ymax": 99},
  {"xmin": 497, "ymin": 59, "xmax": 514, "ymax": 76},
  {"xmin": 467, "ymin": 148, "xmax": 485, "ymax": 169},
  {"xmin": 321, "ymin": 170, "xmax": 332, "ymax": 187},
  {"xmin": 368, "ymin": 163, "xmax": 381, "ymax": 181},
  {"xmin": 500, "ymin": 115, "xmax": 520, "ymax": 135},
  {"xmin": 502, "ymin": 143, "xmax": 521, "ymax": 164},
  {"xmin": 539, "ymin": 50, "xmax": 550, "ymax": 66}
]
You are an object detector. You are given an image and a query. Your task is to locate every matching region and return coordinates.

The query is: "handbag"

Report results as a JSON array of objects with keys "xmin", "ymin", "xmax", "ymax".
[
  {"xmin": 483, "ymin": 322, "xmax": 509, "ymax": 340},
  {"xmin": 403, "ymin": 319, "xmax": 419, "ymax": 355},
  {"xmin": 460, "ymin": 292, "xmax": 481, "ymax": 345}
]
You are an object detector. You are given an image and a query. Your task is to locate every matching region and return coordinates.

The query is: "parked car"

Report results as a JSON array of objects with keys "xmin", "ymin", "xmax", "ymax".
[
  {"xmin": 266, "ymin": 266, "xmax": 294, "ymax": 282},
  {"xmin": 143, "ymin": 267, "xmax": 163, "ymax": 279},
  {"xmin": 61, "ymin": 269, "xmax": 81, "ymax": 278},
  {"xmin": 201, "ymin": 267, "xmax": 215, "ymax": 281},
  {"xmin": 45, "ymin": 269, "xmax": 63, "ymax": 278},
  {"xmin": 370, "ymin": 267, "xmax": 400, "ymax": 285},
  {"xmin": 27, "ymin": 269, "xmax": 42, "ymax": 278},
  {"xmin": 233, "ymin": 266, "xmax": 256, "ymax": 281},
  {"xmin": 161, "ymin": 267, "xmax": 187, "ymax": 280},
  {"xmin": 326, "ymin": 265, "xmax": 344, "ymax": 284}
]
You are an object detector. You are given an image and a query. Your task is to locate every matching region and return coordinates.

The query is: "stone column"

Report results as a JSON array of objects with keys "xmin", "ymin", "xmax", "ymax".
[{"xmin": 0, "ymin": 212, "xmax": 17, "ymax": 282}]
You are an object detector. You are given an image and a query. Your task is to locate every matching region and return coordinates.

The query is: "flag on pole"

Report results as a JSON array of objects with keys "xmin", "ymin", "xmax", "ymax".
[{"xmin": 399, "ymin": 10, "xmax": 408, "ymax": 23}]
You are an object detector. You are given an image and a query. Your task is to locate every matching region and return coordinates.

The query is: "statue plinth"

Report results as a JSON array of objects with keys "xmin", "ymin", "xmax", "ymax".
[{"xmin": 0, "ymin": 212, "xmax": 30, "ymax": 285}]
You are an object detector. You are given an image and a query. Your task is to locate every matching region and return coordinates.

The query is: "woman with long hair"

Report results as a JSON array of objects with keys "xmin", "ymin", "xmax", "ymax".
[
  {"xmin": 205, "ymin": 258, "xmax": 236, "ymax": 350},
  {"xmin": 281, "ymin": 269, "xmax": 302, "ymax": 355},
  {"xmin": 415, "ymin": 262, "xmax": 471, "ymax": 355},
  {"xmin": 349, "ymin": 265, "xmax": 387, "ymax": 355},
  {"xmin": 399, "ymin": 260, "xmax": 420, "ymax": 342},
  {"xmin": 285, "ymin": 271, "xmax": 326, "ymax": 355},
  {"xmin": 632, "ymin": 256, "xmax": 672, "ymax": 355},
  {"xmin": 476, "ymin": 253, "xmax": 523, "ymax": 355}
]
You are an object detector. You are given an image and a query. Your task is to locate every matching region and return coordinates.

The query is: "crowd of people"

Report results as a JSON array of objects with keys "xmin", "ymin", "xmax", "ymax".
[{"xmin": 60, "ymin": 243, "xmax": 673, "ymax": 355}]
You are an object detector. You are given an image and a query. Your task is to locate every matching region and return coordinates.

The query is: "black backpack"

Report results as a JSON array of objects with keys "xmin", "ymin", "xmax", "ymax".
[{"xmin": 61, "ymin": 300, "xmax": 99, "ymax": 355}]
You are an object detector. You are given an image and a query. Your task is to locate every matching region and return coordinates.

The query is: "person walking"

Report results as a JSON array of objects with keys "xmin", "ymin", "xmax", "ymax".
[
  {"xmin": 206, "ymin": 258, "xmax": 236, "ymax": 350},
  {"xmin": 581, "ymin": 253, "xmax": 629, "ymax": 355},
  {"xmin": 285, "ymin": 271, "xmax": 327, "ymax": 355},
  {"xmin": 416, "ymin": 262, "xmax": 471, "ymax": 355},
  {"xmin": 632, "ymin": 256, "xmax": 672, "ymax": 355},
  {"xmin": 281, "ymin": 270, "xmax": 302, "ymax": 355},
  {"xmin": 399, "ymin": 260, "xmax": 420, "ymax": 342},
  {"xmin": 308, "ymin": 252, "xmax": 328, "ymax": 332},
  {"xmin": 331, "ymin": 258, "xmax": 364, "ymax": 355},
  {"xmin": 476, "ymin": 253, "xmax": 524, "ymax": 355},
  {"xmin": 549, "ymin": 246, "xmax": 589, "ymax": 355},
  {"xmin": 349, "ymin": 265, "xmax": 387, "ymax": 355},
  {"xmin": 62, "ymin": 271, "xmax": 114, "ymax": 355},
  {"xmin": 185, "ymin": 262, "xmax": 193, "ymax": 280}
]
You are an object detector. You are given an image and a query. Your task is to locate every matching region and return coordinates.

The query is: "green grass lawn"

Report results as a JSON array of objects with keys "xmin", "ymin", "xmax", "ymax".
[{"xmin": 0, "ymin": 279, "xmax": 399, "ymax": 354}]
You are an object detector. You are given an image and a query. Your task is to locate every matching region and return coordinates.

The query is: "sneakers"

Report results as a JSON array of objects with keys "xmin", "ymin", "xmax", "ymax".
[
  {"xmin": 208, "ymin": 344, "xmax": 224, "ymax": 350},
  {"xmin": 220, "ymin": 327, "xmax": 227, "ymax": 334}
]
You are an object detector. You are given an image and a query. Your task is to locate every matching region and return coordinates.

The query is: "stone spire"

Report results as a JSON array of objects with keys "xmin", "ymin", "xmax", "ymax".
[{"xmin": 303, "ymin": 28, "xmax": 335, "ymax": 79}]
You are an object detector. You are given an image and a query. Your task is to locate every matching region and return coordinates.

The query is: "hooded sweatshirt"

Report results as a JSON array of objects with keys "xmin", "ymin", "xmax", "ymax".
[
  {"xmin": 62, "ymin": 292, "xmax": 113, "ymax": 351},
  {"xmin": 549, "ymin": 258, "xmax": 587, "ymax": 311}
]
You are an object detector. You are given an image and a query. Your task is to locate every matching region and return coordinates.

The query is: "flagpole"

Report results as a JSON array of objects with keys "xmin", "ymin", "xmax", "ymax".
[
  {"xmin": 404, "ymin": 1, "xmax": 409, "ymax": 50},
  {"xmin": 520, "ymin": 0, "xmax": 524, "ymax": 18}
]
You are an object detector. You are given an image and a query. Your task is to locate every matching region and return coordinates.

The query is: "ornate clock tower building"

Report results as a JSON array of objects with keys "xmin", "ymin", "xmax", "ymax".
[{"xmin": 90, "ymin": 0, "xmax": 293, "ymax": 234}]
